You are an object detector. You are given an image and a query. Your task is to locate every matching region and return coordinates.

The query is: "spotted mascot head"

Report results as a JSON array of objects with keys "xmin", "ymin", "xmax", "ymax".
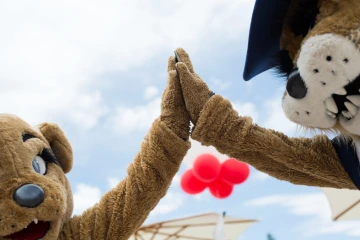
[{"xmin": 244, "ymin": 0, "xmax": 360, "ymax": 137}]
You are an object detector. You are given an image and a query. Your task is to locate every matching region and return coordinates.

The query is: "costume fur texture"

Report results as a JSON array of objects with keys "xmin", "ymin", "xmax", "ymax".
[
  {"xmin": 172, "ymin": 0, "xmax": 360, "ymax": 190},
  {"xmin": 281, "ymin": 0, "xmax": 360, "ymax": 134},
  {"xmin": 174, "ymin": 42, "xmax": 358, "ymax": 190},
  {"xmin": 0, "ymin": 57, "xmax": 190, "ymax": 240}
]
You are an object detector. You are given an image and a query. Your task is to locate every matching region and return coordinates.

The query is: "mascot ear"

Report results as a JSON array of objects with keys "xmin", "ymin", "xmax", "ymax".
[{"xmin": 37, "ymin": 122, "xmax": 73, "ymax": 174}]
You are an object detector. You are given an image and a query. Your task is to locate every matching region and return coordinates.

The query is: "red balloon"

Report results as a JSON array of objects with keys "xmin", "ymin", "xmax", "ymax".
[
  {"xmin": 193, "ymin": 154, "xmax": 221, "ymax": 183},
  {"xmin": 220, "ymin": 159, "xmax": 250, "ymax": 185},
  {"xmin": 180, "ymin": 169, "xmax": 207, "ymax": 194},
  {"xmin": 209, "ymin": 178, "xmax": 233, "ymax": 199}
]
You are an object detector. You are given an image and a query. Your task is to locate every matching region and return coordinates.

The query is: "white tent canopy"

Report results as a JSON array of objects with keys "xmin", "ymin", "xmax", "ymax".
[
  {"xmin": 131, "ymin": 212, "xmax": 258, "ymax": 240},
  {"xmin": 321, "ymin": 187, "xmax": 360, "ymax": 221}
]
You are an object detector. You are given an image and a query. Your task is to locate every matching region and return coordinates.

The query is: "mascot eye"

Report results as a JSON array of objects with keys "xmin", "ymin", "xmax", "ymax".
[{"xmin": 32, "ymin": 156, "xmax": 47, "ymax": 175}]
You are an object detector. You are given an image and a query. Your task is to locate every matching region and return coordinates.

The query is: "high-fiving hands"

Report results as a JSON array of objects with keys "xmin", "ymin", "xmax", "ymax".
[
  {"xmin": 160, "ymin": 55, "xmax": 191, "ymax": 141},
  {"xmin": 174, "ymin": 48, "xmax": 214, "ymax": 125}
]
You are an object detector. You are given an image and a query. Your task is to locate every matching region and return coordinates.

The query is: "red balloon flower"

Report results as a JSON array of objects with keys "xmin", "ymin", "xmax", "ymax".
[
  {"xmin": 180, "ymin": 154, "xmax": 250, "ymax": 199},
  {"xmin": 209, "ymin": 178, "xmax": 233, "ymax": 199},
  {"xmin": 219, "ymin": 158, "xmax": 250, "ymax": 185},
  {"xmin": 193, "ymin": 154, "xmax": 221, "ymax": 183},
  {"xmin": 180, "ymin": 169, "xmax": 207, "ymax": 194}
]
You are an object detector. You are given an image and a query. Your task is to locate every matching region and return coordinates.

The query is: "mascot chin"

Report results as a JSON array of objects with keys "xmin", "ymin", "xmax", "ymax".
[{"xmin": 172, "ymin": 0, "xmax": 360, "ymax": 190}]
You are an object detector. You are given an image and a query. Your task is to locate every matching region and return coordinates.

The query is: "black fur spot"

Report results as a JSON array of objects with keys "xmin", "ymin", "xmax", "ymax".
[
  {"xmin": 22, "ymin": 133, "xmax": 35, "ymax": 142},
  {"xmin": 286, "ymin": 0, "xmax": 319, "ymax": 37},
  {"xmin": 41, "ymin": 148, "xmax": 60, "ymax": 166},
  {"xmin": 270, "ymin": 50, "xmax": 294, "ymax": 78}
]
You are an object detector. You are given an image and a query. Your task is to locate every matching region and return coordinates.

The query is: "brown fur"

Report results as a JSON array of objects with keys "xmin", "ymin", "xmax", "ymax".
[
  {"xmin": 281, "ymin": 0, "xmax": 360, "ymax": 142},
  {"xmin": 282, "ymin": 0, "xmax": 360, "ymax": 66},
  {"xmin": 0, "ymin": 57, "xmax": 191, "ymax": 240},
  {"xmin": 175, "ymin": 48, "xmax": 212, "ymax": 125},
  {"xmin": 174, "ymin": 0, "xmax": 360, "ymax": 190},
  {"xmin": 175, "ymin": 47, "xmax": 357, "ymax": 190},
  {"xmin": 192, "ymin": 95, "xmax": 356, "ymax": 189},
  {"xmin": 0, "ymin": 115, "xmax": 74, "ymax": 240}
]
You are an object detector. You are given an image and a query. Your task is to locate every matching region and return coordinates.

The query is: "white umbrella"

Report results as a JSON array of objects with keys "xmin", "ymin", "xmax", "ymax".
[
  {"xmin": 214, "ymin": 212, "xmax": 226, "ymax": 240},
  {"xmin": 321, "ymin": 187, "xmax": 360, "ymax": 220},
  {"xmin": 131, "ymin": 212, "xmax": 258, "ymax": 240}
]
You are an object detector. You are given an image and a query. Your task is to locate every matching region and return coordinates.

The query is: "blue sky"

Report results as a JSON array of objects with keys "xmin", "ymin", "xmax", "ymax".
[{"xmin": 1, "ymin": 0, "xmax": 360, "ymax": 239}]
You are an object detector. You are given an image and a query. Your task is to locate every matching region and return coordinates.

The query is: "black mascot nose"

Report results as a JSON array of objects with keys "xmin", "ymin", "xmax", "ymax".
[
  {"xmin": 286, "ymin": 69, "xmax": 307, "ymax": 99},
  {"xmin": 13, "ymin": 184, "xmax": 45, "ymax": 208}
]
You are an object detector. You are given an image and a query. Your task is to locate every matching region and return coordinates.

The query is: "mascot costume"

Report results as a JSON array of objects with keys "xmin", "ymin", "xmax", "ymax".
[
  {"xmin": 0, "ymin": 58, "xmax": 190, "ymax": 240},
  {"xmin": 173, "ymin": 0, "xmax": 360, "ymax": 191}
]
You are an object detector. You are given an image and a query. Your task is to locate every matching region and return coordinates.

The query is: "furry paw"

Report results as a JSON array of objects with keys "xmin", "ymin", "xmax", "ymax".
[
  {"xmin": 160, "ymin": 56, "xmax": 191, "ymax": 140},
  {"xmin": 175, "ymin": 48, "xmax": 212, "ymax": 124}
]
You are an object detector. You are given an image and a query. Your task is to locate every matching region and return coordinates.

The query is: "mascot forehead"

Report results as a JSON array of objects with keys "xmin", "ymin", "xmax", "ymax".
[
  {"xmin": 0, "ymin": 114, "xmax": 34, "ymax": 135},
  {"xmin": 0, "ymin": 114, "xmax": 44, "ymax": 141}
]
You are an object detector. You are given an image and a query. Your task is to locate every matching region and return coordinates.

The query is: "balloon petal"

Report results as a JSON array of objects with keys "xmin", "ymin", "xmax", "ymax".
[
  {"xmin": 209, "ymin": 178, "xmax": 233, "ymax": 199},
  {"xmin": 193, "ymin": 154, "xmax": 221, "ymax": 183},
  {"xmin": 180, "ymin": 169, "xmax": 207, "ymax": 194},
  {"xmin": 220, "ymin": 159, "xmax": 250, "ymax": 185}
]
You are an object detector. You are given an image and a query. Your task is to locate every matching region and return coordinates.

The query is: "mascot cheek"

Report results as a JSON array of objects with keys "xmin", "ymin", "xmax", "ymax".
[{"xmin": 282, "ymin": 91, "xmax": 337, "ymax": 128}]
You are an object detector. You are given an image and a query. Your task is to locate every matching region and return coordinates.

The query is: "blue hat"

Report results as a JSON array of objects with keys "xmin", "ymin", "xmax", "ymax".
[{"xmin": 243, "ymin": 0, "xmax": 292, "ymax": 81}]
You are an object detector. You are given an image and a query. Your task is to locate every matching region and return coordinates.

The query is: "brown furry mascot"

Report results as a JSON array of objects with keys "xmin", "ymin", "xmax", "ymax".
[
  {"xmin": 0, "ymin": 57, "xmax": 190, "ymax": 240},
  {"xmin": 173, "ymin": 0, "xmax": 360, "ymax": 191}
]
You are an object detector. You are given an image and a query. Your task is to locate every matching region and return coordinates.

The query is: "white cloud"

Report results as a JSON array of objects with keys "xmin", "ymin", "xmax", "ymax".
[
  {"xmin": 245, "ymin": 192, "xmax": 360, "ymax": 237},
  {"xmin": 149, "ymin": 191, "xmax": 185, "ymax": 217},
  {"xmin": 172, "ymin": 174, "xmax": 181, "ymax": 185},
  {"xmin": 144, "ymin": 86, "xmax": 160, "ymax": 100},
  {"xmin": 209, "ymin": 77, "xmax": 232, "ymax": 91},
  {"xmin": 72, "ymin": 183, "xmax": 102, "ymax": 216},
  {"xmin": 108, "ymin": 177, "xmax": 121, "ymax": 190},
  {"xmin": 252, "ymin": 171, "xmax": 270, "ymax": 182},
  {"xmin": 0, "ymin": 0, "xmax": 254, "ymax": 128},
  {"xmin": 232, "ymin": 101, "xmax": 259, "ymax": 124},
  {"xmin": 108, "ymin": 97, "xmax": 161, "ymax": 134},
  {"xmin": 68, "ymin": 92, "xmax": 110, "ymax": 130}
]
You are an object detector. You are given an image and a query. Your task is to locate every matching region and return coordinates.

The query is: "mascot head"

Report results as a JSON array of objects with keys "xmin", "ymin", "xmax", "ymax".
[
  {"xmin": 0, "ymin": 114, "xmax": 74, "ymax": 240},
  {"xmin": 244, "ymin": 0, "xmax": 360, "ymax": 136}
]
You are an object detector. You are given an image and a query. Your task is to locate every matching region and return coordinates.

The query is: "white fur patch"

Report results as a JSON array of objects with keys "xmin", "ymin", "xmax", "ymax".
[
  {"xmin": 282, "ymin": 90, "xmax": 337, "ymax": 128},
  {"xmin": 282, "ymin": 33, "xmax": 360, "ymax": 130},
  {"xmin": 297, "ymin": 34, "xmax": 360, "ymax": 97}
]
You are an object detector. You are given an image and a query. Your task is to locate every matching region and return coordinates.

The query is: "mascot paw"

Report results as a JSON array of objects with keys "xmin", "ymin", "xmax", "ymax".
[
  {"xmin": 160, "ymin": 56, "xmax": 191, "ymax": 141},
  {"xmin": 175, "ymin": 48, "xmax": 213, "ymax": 125}
]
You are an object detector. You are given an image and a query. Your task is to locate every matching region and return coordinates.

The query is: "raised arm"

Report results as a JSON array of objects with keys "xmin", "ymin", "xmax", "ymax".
[
  {"xmin": 175, "ymin": 48, "xmax": 357, "ymax": 190},
  {"xmin": 59, "ymin": 57, "xmax": 191, "ymax": 240},
  {"xmin": 191, "ymin": 94, "xmax": 355, "ymax": 189}
]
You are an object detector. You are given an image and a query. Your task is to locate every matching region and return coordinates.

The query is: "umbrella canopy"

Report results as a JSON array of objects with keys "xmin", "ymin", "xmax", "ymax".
[
  {"xmin": 321, "ymin": 187, "xmax": 360, "ymax": 220},
  {"xmin": 131, "ymin": 212, "xmax": 258, "ymax": 240}
]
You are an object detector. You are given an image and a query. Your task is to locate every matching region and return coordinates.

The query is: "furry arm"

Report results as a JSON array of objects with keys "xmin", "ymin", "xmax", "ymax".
[
  {"xmin": 58, "ymin": 119, "xmax": 190, "ymax": 240},
  {"xmin": 191, "ymin": 94, "xmax": 357, "ymax": 190}
]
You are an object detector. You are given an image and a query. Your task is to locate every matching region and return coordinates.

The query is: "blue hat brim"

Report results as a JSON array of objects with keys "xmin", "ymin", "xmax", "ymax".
[{"xmin": 243, "ymin": 0, "xmax": 292, "ymax": 81}]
